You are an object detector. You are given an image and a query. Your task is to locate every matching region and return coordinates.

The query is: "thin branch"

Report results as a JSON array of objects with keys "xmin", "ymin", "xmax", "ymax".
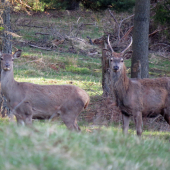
[
  {"xmin": 35, "ymin": 32, "xmax": 50, "ymax": 35},
  {"xmin": 118, "ymin": 14, "xmax": 134, "ymax": 42},
  {"xmin": 19, "ymin": 0, "xmax": 31, "ymax": 8},
  {"xmin": 151, "ymin": 115, "xmax": 162, "ymax": 124},
  {"xmin": 156, "ymin": 43, "xmax": 170, "ymax": 47},
  {"xmin": 29, "ymin": 44, "xmax": 52, "ymax": 51},
  {"xmin": 108, "ymin": 9, "xmax": 118, "ymax": 24},
  {"xmin": 18, "ymin": 24, "xmax": 49, "ymax": 29},
  {"xmin": 108, "ymin": 9, "xmax": 134, "ymax": 42},
  {"xmin": 77, "ymin": 17, "xmax": 81, "ymax": 24},
  {"xmin": 4, "ymin": 31, "xmax": 22, "ymax": 37},
  {"xmin": 119, "ymin": 26, "xmax": 134, "ymax": 42}
]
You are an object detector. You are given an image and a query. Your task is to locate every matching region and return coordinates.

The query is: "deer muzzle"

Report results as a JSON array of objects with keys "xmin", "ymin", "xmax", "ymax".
[
  {"xmin": 3, "ymin": 63, "xmax": 10, "ymax": 71},
  {"xmin": 113, "ymin": 65, "xmax": 119, "ymax": 72}
]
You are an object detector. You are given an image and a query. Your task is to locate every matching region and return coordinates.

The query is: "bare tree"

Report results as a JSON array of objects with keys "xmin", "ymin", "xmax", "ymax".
[
  {"xmin": 131, "ymin": 0, "xmax": 150, "ymax": 78},
  {"xmin": 0, "ymin": 0, "xmax": 12, "ymax": 74},
  {"xmin": 0, "ymin": 0, "xmax": 12, "ymax": 117}
]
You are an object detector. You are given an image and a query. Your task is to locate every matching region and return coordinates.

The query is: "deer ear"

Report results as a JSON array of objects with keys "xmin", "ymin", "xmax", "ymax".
[
  {"xmin": 122, "ymin": 50, "xmax": 133, "ymax": 60},
  {"xmin": 13, "ymin": 50, "xmax": 22, "ymax": 59}
]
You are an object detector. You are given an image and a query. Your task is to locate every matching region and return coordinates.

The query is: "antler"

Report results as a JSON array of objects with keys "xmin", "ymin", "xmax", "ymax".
[
  {"xmin": 107, "ymin": 35, "xmax": 114, "ymax": 53},
  {"xmin": 121, "ymin": 37, "xmax": 133, "ymax": 54}
]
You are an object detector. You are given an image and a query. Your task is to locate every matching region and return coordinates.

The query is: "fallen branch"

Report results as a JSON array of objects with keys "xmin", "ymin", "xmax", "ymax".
[
  {"xmin": 25, "ymin": 58, "xmax": 45, "ymax": 64},
  {"xmin": 151, "ymin": 115, "xmax": 162, "ymax": 124},
  {"xmin": 149, "ymin": 29, "xmax": 160, "ymax": 37},
  {"xmin": 118, "ymin": 14, "xmax": 134, "ymax": 42},
  {"xmin": 35, "ymin": 32, "xmax": 50, "ymax": 35},
  {"xmin": 108, "ymin": 9, "xmax": 118, "ymax": 24},
  {"xmin": 29, "ymin": 44, "xmax": 52, "ymax": 51},
  {"xmin": 108, "ymin": 9, "xmax": 134, "ymax": 42},
  {"xmin": 156, "ymin": 43, "xmax": 170, "ymax": 48},
  {"xmin": 18, "ymin": 24, "xmax": 49, "ymax": 29},
  {"xmin": 4, "ymin": 31, "xmax": 22, "ymax": 37},
  {"xmin": 120, "ymin": 26, "xmax": 134, "ymax": 41}
]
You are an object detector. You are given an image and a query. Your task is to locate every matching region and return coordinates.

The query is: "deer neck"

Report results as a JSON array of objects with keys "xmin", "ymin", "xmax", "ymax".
[
  {"xmin": 112, "ymin": 65, "xmax": 130, "ymax": 101},
  {"xmin": 1, "ymin": 68, "xmax": 17, "ymax": 99}
]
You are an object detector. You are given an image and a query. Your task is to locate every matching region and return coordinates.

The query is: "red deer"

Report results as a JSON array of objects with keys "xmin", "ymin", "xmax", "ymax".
[
  {"xmin": 106, "ymin": 35, "xmax": 170, "ymax": 136},
  {"xmin": 0, "ymin": 50, "xmax": 90, "ymax": 131}
]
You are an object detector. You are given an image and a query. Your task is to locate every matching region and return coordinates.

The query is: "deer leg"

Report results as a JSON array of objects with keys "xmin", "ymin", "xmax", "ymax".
[
  {"xmin": 162, "ymin": 108, "xmax": 170, "ymax": 125},
  {"xmin": 61, "ymin": 112, "xmax": 81, "ymax": 132},
  {"xmin": 61, "ymin": 114, "xmax": 74, "ymax": 130},
  {"xmin": 122, "ymin": 112, "xmax": 130, "ymax": 135},
  {"xmin": 60, "ymin": 99, "xmax": 84, "ymax": 131},
  {"xmin": 14, "ymin": 102, "xmax": 33, "ymax": 126},
  {"xmin": 15, "ymin": 113, "xmax": 25, "ymax": 126},
  {"xmin": 61, "ymin": 114, "xmax": 81, "ymax": 132},
  {"xmin": 134, "ymin": 111, "xmax": 143, "ymax": 136},
  {"xmin": 74, "ymin": 119, "xmax": 81, "ymax": 131}
]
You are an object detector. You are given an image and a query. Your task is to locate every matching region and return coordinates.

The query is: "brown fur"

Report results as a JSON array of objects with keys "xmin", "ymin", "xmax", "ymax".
[
  {"xmin": 110, "ymin": 55, "xmax": 170, "ymax": 136},
  {"xmin": 0, "ymin": 51, "xmax": 90, "ymax": 131}
]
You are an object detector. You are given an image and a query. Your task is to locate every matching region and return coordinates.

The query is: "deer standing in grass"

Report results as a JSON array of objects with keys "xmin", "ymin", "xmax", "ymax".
[
  {"xmin": 0, "ymin": 50, "xmax": 90, "ymax": 131},
  {"xmin": 107, "ymin": 35, "xmax": 170, "ymax": 136}
]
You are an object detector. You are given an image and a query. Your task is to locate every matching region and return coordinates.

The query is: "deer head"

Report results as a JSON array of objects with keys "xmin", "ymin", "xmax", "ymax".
[
  {"xmin": 0, "ymin": 50, "xmax": 22, "ymax": 71},
  {"xmin": 105, "ymin": 35, "xmax": 132, "ymax": 77}
]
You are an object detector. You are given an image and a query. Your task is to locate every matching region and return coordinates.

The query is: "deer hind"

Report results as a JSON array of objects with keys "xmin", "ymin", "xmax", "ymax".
[
  {"xmin": 0, "ymin": 51, "xmax": 90, "ymax": 131},
  {"xmin": 107, "ymin": 35, "xmax": 170, "ymax": 136}
]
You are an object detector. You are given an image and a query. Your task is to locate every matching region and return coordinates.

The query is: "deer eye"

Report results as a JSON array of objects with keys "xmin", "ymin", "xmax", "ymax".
[
  {"xmin": 110, "ymin": 58, "xmax": 113, "ymax": 62},
  {"xmin": 1, "ymin": 57, "xmax": 3, "ymax": 60},
  {"xmin": 121, "ymin": 58, "xmax": 124, "ymax": 62}
]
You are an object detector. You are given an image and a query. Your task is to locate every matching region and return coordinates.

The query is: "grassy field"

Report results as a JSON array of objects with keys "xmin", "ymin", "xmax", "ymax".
[
  {"xmin": 13, "ymin": 46, "xmax": 102, "ymax": 96},
  {"xmin": 0, "ymin": 119, "xmax": 170, "ymax": 170},
  {"xmin": 0, "ymin": 9, "xmax": 170, "ymax": 170}
]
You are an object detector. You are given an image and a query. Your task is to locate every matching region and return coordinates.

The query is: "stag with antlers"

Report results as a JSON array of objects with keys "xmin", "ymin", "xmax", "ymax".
[{"xmin": 106, "ymin": 35, "xmax": 170, "ymax": 136}]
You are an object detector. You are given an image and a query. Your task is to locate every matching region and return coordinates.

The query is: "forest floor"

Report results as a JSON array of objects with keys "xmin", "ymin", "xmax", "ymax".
[{"xmin": 9, "ymin": 9, "xmax": 170, "ymax": 132}]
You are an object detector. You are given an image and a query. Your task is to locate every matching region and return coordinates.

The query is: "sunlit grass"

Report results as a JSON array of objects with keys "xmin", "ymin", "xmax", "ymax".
[{"xmin": 15, "ymin": 77, "xmax": 102, "ymax": 96}]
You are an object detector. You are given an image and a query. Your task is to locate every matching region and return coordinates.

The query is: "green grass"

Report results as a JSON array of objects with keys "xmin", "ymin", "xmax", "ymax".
[
  {"xmin": 0, "ymin": 120, "xmax": 170, "ymax": 170},
  {"xmin": 12, "ymin": 45, "xmax": 102, "ymax": 96}
]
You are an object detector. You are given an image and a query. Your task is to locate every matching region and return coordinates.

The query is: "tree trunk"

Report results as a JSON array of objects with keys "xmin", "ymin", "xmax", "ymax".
[
  {"xmin": 0, "ymin": 0, "xmax": 12, "ymax": 117},
  {"xmin": 131, "ymin": 0, "xmax": 150, "ymax": 78},
  {"xmin": 102, "ymin": 41, "xmax": 110, "ymax": 97},
  {"xmin": 0, "ymin": 0, "xmax": 12, "ymax": 77},
  {"xmin": 2, "ymin": 0, "xmax": 12, "ymax": 54}
]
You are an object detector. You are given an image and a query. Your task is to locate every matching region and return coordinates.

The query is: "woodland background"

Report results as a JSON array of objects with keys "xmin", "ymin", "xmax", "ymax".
[{"xmin": 0, "ymin": 1, "xmax": 170, "ymax": 169}]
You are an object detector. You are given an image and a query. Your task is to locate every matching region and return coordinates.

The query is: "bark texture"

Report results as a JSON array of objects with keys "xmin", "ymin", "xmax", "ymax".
[
  {"xmin": 131, "ymin": 0, "xmax": 150, "ymax": 78},
  {"xmin": 2, "ymin": 0, "xmax": 12, "ymax": 54},
  {"xmin": 0, "ymin": 0, "xmax": 12, "ymax": 78},
  {"xmin": 0, "ymin": 1, "xmax": 12, "ymax": 117},
  {"xmin": 102, "ymin": 41, "xmax": 110, "ymax": 97}
]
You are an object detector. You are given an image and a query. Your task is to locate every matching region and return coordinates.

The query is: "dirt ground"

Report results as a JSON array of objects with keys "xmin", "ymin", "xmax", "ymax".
[{"xmin": 82, "ymin": 95, "xmax": 170, "ymax": 132}]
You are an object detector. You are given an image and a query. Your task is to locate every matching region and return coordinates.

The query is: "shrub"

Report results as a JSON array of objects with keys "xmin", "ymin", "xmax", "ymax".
[
  {"xmin": 40, "ymin": 0, "xmax": 79, "ymax": 10},
  {"xmin": 78, "ymin": 0, "xmax": 135, "ymax": 12},
  {"xmin": 153, "ymin": 0, "xmax": 170, "ymax": 26}
]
